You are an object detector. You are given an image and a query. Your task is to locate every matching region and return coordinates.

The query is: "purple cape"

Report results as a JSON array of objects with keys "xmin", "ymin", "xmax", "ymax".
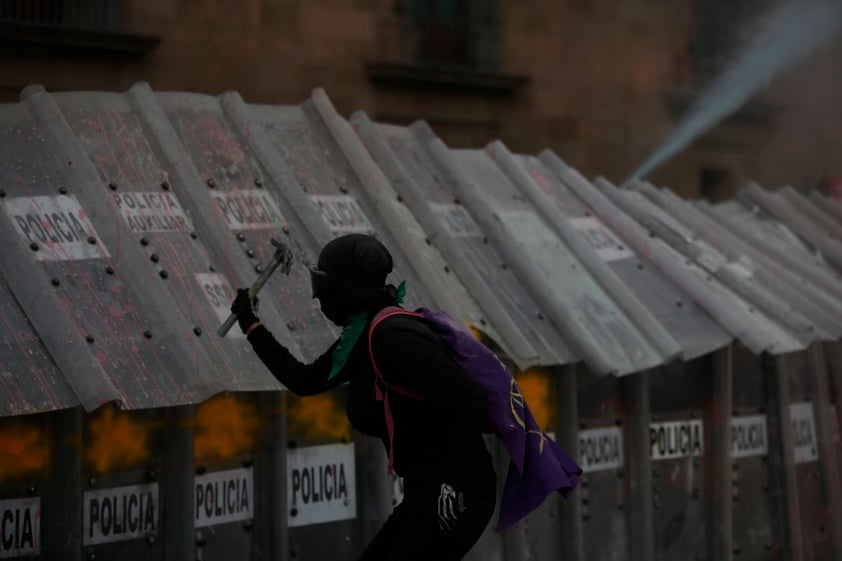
[{"xmin": 419, "ymin": 309, "xmax": 582, "ymax": 531}]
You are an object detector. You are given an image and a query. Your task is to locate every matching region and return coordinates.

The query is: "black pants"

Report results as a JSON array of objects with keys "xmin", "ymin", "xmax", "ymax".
[{"xmin": 356, "ymin": 473, "xmax": 496, "ymax": 561}]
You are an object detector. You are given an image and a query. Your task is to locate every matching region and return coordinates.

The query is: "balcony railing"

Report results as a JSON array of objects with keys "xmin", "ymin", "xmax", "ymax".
[{"xmin": 0, "ymin": 0, "xmax": 122, "ymax": 32}]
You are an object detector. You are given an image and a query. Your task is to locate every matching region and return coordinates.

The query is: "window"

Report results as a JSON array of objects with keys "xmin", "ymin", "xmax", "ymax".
[{"xmin": 401, "ymin": 0, "xmax": 500, "ymax": 71}]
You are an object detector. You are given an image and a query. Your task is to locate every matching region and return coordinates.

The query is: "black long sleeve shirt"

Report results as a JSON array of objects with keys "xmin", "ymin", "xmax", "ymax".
[{"xmin": 247, "ymin": 310, "xmax": 493, "ymax": 485}]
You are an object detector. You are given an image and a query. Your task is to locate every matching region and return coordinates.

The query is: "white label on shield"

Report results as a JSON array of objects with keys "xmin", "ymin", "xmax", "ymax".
[
  {"xmin": 650, "ymin": 420, "xmax": 704, "ymax": 461},
  {"xmin": 790, "ymin": 402, "xmax": 818, "ymax": 464},
  {"xmin": 195, "ymin": 468, "xmax": 254, "ymax": 527},
  {"xmin": 731, "ymin": 415, "xmax": 768, "ymax": 459},
  {"xmin": 287, "ymin": 443, "xmax": 356, "ymax": 527},
  {"xmin": 83, "ymin": 483, "xmax": 158, "ymax": 546},
  {"xmin": 211, "ymin": 189, "xmax": 285, "ymax": 230},
  {"xmin": 429, "ymin": 203, "xmax": 483, "ymax": 238},
  {"xmin": 195, "ymin": 273, "xmax": 243, "ymax": 338},
  {"xmin": 578, "ymin": 426, "xmax": 624, "ymax": 472},
  {"xmin": 570, "ymin": 216, "xmax": 634, "ymax": 262},
  {"xmin": 112, "ymin": 191, "xmax": 193, "ymax": 233},
  {"xmin": 0, "ymin": 497, "xmax": 40, "ymax": 557},
  {"xmin": 3, "ymin": 195, "xmax": 110, "ymax": 261},
  {"xmin": 311, "ymin": 195, "xmax": 374, "ymax": 235}
]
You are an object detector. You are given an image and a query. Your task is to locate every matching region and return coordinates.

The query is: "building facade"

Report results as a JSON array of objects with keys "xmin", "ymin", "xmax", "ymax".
[{"xmin": 1, "ymin": 0, "xmax": 839, "ymax": 198}]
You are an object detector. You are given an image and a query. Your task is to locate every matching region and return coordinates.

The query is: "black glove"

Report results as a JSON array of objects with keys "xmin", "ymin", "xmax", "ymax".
[{"xmin": 231, "ymin": 288, "xmax": 259, "ymax": 333}]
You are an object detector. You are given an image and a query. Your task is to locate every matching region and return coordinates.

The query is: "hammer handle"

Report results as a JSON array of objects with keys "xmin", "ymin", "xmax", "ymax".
[{"xmin": 217, "ymin": 257, "xmax": 287, "ymax": 338}]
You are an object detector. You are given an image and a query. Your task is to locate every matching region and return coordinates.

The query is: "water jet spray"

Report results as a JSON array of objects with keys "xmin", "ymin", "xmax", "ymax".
[{"xmin": 623, "ymin": 0, "xmax": 842, "ymax": 188}]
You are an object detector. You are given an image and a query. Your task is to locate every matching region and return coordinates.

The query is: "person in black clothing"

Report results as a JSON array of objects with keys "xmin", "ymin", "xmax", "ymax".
[{"xmin": 230, "ymin": 233, "xmax": 496, "ymax": 561}]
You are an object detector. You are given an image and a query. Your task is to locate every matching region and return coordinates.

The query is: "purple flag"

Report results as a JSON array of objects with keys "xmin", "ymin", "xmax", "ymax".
[{"xmin": 418, "ymin": 309, "xmax": 582, "ymax": 531}]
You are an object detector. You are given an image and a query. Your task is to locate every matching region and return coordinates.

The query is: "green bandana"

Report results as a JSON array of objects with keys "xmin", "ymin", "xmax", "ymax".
[{"xmin": 328, "ymin": 281, "xmax": 407, "ymax": 381}]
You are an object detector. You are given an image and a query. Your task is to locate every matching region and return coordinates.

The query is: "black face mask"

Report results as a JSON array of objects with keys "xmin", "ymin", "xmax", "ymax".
[
  {"xmin": 317, "ymin": 290, "xmax": 357, "ymax": 326},
  {"xmin": 311, "ymin": 269, "xmax": 354, "ymax": 326}
]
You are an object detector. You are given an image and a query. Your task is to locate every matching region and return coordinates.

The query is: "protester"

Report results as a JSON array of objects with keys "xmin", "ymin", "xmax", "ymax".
[{"xmin": 231, "ymin": 233, "xmax": 496, "ymax": 561}]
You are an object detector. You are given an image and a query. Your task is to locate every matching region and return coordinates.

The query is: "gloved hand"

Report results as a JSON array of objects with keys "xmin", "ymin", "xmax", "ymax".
[
  {"xmin": 231, "ymin": 288, "xmax": 259, "ymax": 333},
  {"xmin": 437, "ymin": 483, "xmax": 466, "ymax": 532}
]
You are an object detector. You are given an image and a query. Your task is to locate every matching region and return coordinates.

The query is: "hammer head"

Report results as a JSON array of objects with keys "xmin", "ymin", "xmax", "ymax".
[{"xmin": 270, "ymin": 237, "xmax": 294, "ymax": 275}]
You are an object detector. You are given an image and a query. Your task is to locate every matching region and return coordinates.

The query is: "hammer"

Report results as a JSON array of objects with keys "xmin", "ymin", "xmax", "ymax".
[{"xmin": 217, "ymin": 237, "xmax": 294, "ymax": 337}]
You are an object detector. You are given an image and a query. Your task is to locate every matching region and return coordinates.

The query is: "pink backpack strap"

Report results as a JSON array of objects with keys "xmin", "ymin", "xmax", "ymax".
[{"xmin": 368, "ymin": 306, "xmax": 425, "ymax": 474}]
